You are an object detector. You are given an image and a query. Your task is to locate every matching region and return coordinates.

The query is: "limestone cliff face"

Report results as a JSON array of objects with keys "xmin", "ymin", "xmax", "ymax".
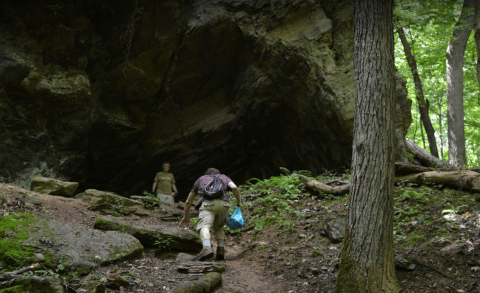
[{"xmin": 0, "ymin": 0, "xmax": 411, "ymax": 195}]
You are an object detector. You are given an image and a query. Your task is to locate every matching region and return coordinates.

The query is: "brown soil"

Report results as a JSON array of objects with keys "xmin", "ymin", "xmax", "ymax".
[{"xmin": 1, "ymin": 183, "xmax": 480, "ymax": 293}]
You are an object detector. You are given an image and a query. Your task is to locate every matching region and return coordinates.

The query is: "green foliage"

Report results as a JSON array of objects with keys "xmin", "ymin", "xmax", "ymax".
[
  {"xmin": 191, "ymin": 218, "xmax": 198, "ymax": 229},
  {"xmin": 243, "ymin": 167, "xmax": 305, "ymax": 198},
  {"xmin": 310, "ymin": 249, "xmax": 322, "ymax": 257},
  {"xmin": 406, "ymin": 234, "xmax": 425, "ymax": 246},
  {"xmin": 240, "ymin": 168, "xmax": 309, "ymax": 234},
  {"xmin": 110, "ymin": 197, "xmax": 127, "ymax": 216},
  {"xmin": 394, "ymin": 0, "xmax": 480, "ymax": 166},
  {"xmin": 154, "ymin": 236, "xmax": 176, "ymax": 250},
  {"xmin": 141, "ymin": 191, "xmax": 164, "ymax": 211}
]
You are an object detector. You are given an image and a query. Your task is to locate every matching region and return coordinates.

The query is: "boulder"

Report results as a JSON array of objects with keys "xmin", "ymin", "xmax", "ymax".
[
  {"xmin": 82, "ymin": 189, "xmax": 142, "ymax": 207},
  {"xmin": 323, "ymin": 219, "xmax": 346, "ymax": 244},
  {"xmin": 171, "ymin": 272, "xmax": 222, "ymax": 293},
  {"xmin": 394, "ymin": 255, "xmax": 416, "ymax": 271},
  {"xmin": 30, "ymin": 176, "xmax": 79, "ymax": 197},
  {"xmin": 176, "ymin": 252, "xmax": 195, "ymax": 262},
  {"xmin": 0, "ymin": 213, "xmax": 143, "ymax": 275},
  {"xmin": 93, "ymin": 216, "xmax": 202, "ymax": 251}
]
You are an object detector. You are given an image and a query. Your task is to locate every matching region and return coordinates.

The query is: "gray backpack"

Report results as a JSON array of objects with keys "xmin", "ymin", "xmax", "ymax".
[{"xmin": 202, "ymin": 175, "xmax": 225, "ymax": 200}]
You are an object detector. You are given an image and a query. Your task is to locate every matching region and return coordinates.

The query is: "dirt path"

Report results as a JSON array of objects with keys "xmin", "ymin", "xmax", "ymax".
[{"xmin": 0, "ymin": 183, "xmax": 291, "ymax": 292}]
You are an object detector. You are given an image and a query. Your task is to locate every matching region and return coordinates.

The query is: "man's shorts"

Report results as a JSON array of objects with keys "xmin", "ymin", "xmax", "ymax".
[
  {"xmin": 156, "ymin": 193, "xmax": 174, "ymax": 205},
  {"xmin": 196, "ymin": 199, "xmax": 230, "ymax": 232}
]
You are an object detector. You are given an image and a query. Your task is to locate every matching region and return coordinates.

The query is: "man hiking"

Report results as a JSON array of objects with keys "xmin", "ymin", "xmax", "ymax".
[
  {"xmin": 179, "ymin": 168, "xmax": 243, "ymax": 261},
  {"xmin": 152, "ymin": 162, "xmax": 178, "ymax": 205}
]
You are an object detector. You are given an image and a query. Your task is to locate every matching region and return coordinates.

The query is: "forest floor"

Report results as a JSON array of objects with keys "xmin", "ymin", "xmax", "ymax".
[{"xmin": 1, "ymin": 170, "xmax": 480, "ymax": 293}]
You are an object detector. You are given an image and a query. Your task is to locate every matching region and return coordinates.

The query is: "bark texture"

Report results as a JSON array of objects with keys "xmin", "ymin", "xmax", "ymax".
[
  {"xmin": 446, "ymin": 0, "xmax": 474, "ymax": 166},
  {"xmin": 335, "ymin": 0, "xmax": 401, "ymax": 292},
  {"xmin": 396, "ymin": 26, "xmax": 439, "ymax": 158},
  {"xmin": 475, "ymin": 0, "xmax": 480, "ymax": 107}
]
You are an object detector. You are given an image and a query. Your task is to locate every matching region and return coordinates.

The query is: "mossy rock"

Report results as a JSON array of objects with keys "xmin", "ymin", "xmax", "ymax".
[
  {"xmin": 94, "ymin": 216, "xmax": 202, "ymax": 251},
  {"xmin": 171, "ymin": 272, "xmax": 222, "ymax": 293},
  {"xmin": 30, "ymin": 176, "xmax": 79, "ymax": 197},
  {"xmin": 83, "ymin": 189, "xmax": 142, "ymax": 207},
  {"xmin": 0, "ymin": 213, "xmax": 143, "ymax": 274}
]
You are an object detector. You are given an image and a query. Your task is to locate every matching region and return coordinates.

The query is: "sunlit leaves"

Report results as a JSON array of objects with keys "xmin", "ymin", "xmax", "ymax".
[{"xmin": 394, "ymin": 0, "xmax": 480, "ymax": 166}]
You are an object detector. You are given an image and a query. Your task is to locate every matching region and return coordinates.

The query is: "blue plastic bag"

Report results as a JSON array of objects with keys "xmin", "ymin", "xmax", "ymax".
[{"xmin": 227, "ymin": 207, "xmax": 244, "ymax": 230}]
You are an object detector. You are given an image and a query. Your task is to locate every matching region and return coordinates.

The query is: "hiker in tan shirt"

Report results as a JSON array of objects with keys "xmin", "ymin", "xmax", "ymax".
[{"xmin": 152, "ymin": 162, "xmax": 178, "ymax": 205}]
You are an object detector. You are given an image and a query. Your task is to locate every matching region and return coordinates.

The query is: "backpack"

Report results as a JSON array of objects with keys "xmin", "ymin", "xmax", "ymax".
[{"xmin": 202, "ymin": 175, "xmax": 225, "ymax": 200}]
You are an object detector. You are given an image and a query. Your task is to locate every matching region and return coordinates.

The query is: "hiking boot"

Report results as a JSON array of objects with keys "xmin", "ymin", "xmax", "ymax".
[
  {"xmin": 192, "ymin": 246, "xmax": 214, "ymax": 261},
  {"xmin": 216, "ymin": 246, "xmax": 225, "ymax": 260}
]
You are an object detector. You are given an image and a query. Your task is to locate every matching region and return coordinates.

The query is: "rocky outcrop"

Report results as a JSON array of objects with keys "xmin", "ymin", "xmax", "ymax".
[
  {"xmin": 0, "ymin": 0, "xmax": 411, "ymax": 196},
  {"xmin": 82, "ymin": 189, "xmax": 142, "ymax": 207},
  {"xmin": 30, "ymin": 176, "xmax": 79, "ymax": 197},
  {"xmin": 0, "ymin": 213, "xmax": 143, "ymax": 274},
  {"xmin": 93, "ymin": 216, "xmax": 202, "ymax": 251}
]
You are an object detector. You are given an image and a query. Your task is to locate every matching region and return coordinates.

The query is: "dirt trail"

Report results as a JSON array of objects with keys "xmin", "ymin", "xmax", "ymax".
[{"xmin": 0, "ymin": 183, "xmax": 291, "ymax": 293}]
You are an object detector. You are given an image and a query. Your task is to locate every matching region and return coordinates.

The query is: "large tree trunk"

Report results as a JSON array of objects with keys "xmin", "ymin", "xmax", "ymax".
[
  {"xmin": 475, "ymin": 0, "xmax": 480, "ymax": 110},
  {"xmin": 446, "ymin": 0, "xmax": 474, "ymax": 166},
  {"xmin": 335, "ymin": 0, "xmax": 401, "ymax": 292},
  {"xmin": 300, "ymin": 166, "xmax": 480, "ymax": 194},
  {"xmin": 395, "ymin": 170, "xmax": 480, "ymax": 193},
  {"xmin": 396, "ymin": 26, "xmax": 439, "ymax": 158}
]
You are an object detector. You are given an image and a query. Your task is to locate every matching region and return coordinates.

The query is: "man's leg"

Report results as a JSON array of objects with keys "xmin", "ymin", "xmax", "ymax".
[
  {"xmin": 214, "ymin": 229, "xmax": 226, "ymax": 260},
  {"xmin": 156, "ymin": 193, "xmax": 174, "ymax": 206},
  {"xmin": 211, "ymin": 201, "xmax": 229, "ymax": 260},
  {"xmin": 193, "ymin": 203, "xmax": 215, "ymax": 261}
]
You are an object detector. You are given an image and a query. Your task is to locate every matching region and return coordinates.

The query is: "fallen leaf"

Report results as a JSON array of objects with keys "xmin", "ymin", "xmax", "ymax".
[
  {"xmin": 471, "ymin": 266, "xmax": 480, "ymax": 272},
  {"xmin": 457, "ymin": 289, "xmax": 466, "ymax": 293},
  {"xmin": 463, "ymin": 212, "xmax": 471, "ymax": 217}
]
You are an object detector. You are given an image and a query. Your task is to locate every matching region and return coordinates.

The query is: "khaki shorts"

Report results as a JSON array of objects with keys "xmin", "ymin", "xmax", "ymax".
[
  {"xmin": 156, "ymin": 193, "xmax": 174, "ymax": 205},
  {"xmin": 196, "ymin": 199, "xmax": 230, "ymax": 232}
]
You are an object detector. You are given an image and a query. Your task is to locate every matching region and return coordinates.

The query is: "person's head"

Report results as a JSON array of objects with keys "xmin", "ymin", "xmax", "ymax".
[
  {"xmin": 163, "ymin": 162, "xmax": 170, "ymax": 172},
  {"xmin": 205, "ymin": 168, "xmax": 220, "ymax": 175}
]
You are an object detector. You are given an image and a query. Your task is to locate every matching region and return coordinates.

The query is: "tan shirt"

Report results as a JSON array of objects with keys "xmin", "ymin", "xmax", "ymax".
[{"xmin": 154, "ymin": 172, "xmax": 175, "ymax": 194}]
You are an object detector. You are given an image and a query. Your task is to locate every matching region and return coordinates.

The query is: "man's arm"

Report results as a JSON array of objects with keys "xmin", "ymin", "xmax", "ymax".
[
  {"xmin": 179, "ymin": 191, "xmax": 196, "ymax": 228},
  {"xmin": 228, "ymin": 182, "xmax": 243, "ymax": 211},
  {"xmin": 152, "ymin": 181, "xmax": 157, "ymax": 193},
  {"xmin": 172, "ymin": 184, "xmax": 178, "ymax": 196}
]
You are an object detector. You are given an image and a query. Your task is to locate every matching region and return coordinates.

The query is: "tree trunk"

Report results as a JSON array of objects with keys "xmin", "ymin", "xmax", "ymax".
[
  {"xmin": 475, "ymin": 0, "xmax": 480, "ymax": 108},
  {"xmin": 396, "ymin": 26, "xmax": 439, "ymax": 158},
  {"xmin": 447, "ymin": 0, "xmax": 474, "ymax": 166},
  {"xmin": 405, "ymin": 140, "xmax": 452, "ymax": 168},
  {"xmin": 335, "ymin": 0, "xmax": 401, "ymax": 292},
  {"xmin": 299, "ymin": 165, "xmax": 480, "ymax": 195},
  {"xmin": 395, "ymin": 170, "xmax": 480, "ymax": 193},
  {"xmin": 437, "ymin": 96, "xmax": 445, "ymax": 160}
]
